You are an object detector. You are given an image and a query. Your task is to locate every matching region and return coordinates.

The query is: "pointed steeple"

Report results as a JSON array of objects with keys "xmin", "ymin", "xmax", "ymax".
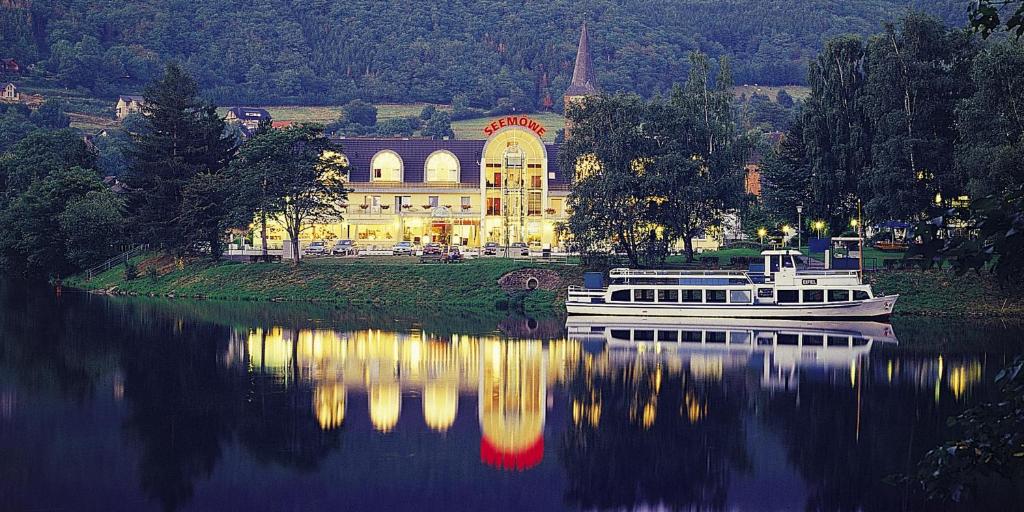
[{"xmin": 565, "ymin": 23, "xmax": 599, "ymax": 97}]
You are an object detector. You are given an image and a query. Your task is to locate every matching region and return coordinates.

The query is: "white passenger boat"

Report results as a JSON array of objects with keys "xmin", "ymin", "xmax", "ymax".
[{"xmin": 566, "ymin": 250, "xmax": 898, "ymax": 319}]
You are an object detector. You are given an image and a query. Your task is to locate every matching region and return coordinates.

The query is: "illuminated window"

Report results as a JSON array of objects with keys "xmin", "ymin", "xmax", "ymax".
[
  {"xmin": 370, "ymin": 150, "xmax": 403, "ymax": 182},
  {"xmin": 425, "ymin": 150, "xmax": 459, "ymax": 182},
  {"xmin": 528, "ymin": 191, "xmax": 542, "ymax": 215}
]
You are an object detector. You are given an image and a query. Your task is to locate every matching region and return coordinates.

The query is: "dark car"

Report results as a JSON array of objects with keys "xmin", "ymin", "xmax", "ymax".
[
  {"xmin": 510, "ymin": 242, "xmax": 529, "ymax": 256},
  {"xmin": 444, "ymin": 246, "xmax": 463, "ymax": 263},
  {"xmin": 423, "ymin": 242, "xmax": 443, "ymax": 255},
  {"xmin": 483, "ymin": 242, "xmax": 500, "ymax": 255}
]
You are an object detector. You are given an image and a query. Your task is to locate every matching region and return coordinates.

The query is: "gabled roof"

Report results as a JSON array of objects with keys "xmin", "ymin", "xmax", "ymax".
[
  {"xmin": 118, "ymin": 95, "xmax": 144, "ymax": 103},
  {"xmin": 226, "ymin": 107, "xmax": 271, "ymax": 119},
  {"xmin": 3, "ymin": 82, "xmax": 15, "ymax": 89},
  {"xmin": 564, "ymin": 23, "xmax": 600, "ymax": 97}
]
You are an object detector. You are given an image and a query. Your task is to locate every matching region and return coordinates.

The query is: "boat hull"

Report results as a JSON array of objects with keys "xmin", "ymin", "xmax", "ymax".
[{"xmin": 565, "ymin": 294, "xmax": 898, "ymax": 319}]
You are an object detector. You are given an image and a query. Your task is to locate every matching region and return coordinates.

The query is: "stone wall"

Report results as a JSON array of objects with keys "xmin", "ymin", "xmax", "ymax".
[{"xmin": 497, "ymin": 268, "xmax": 566, "ymax": 292}]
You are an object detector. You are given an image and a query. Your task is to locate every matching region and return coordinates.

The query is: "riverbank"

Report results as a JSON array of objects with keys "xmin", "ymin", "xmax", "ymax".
[
  {"xmin": 64, "ymin": 255, "xmax": 584, "ymax": 315},
  {"xmin": 64, "ymin": 254, "xmax": 1024, "ymax": 318}
]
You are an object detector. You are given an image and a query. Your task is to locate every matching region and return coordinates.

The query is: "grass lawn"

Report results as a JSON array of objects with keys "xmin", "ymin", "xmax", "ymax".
[
  {"xmin": 66, "ymin": 254, "xmax": 583, "ymax": 314},
  {"xmin": 451, "ymin": 112, "xmax": 565, "ymax": 141},
  {"xmin": 731, "ymin": 85, "xmax": 810, "ymax": 101}
]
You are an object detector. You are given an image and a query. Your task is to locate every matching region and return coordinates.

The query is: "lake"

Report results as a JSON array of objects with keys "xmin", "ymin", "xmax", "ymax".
[{"xmin": 1, "ymin": 286, "xmax": 1021, "ymax": 511}]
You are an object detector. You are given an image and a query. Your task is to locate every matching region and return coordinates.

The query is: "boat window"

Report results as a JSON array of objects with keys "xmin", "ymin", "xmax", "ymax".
[
  {"xmin": 707, "ymin": 331, "xmax": 727, "ymax": 343},
  {"xmin": 634, "ymin": 289, "xmax": 655, "ymax": 302},
  {"xmin": 681, "ymin": 331, "xmax": 702, "ymax": 343},
  {"xmin": 828, "ymin": 289, "xmax": 851, "ymax": 302},
  {"xmin": 634, "ymin": 330, "xmax": 655, "ymax": 341},
  {"xmin": 778, "ymin": 290, "xmax": 799, "ymax": 303},
  {"xmin": 729, "ymin": 331, "xmax": 751, "ymax": 344},
  {"xmin": 803, "ymin": 335, "xmax": 824, "ymax": 346},
  {"xmin": 610, "ymin": 290, "xmax": 631, "ymax": 302},
  {"xmin": 756, "ymin": 335, "xmax": 773, "ymax": 346},
  {"xmin": 778, "ymin": 333, "xmax": 799, "ymax": 345},
  {"xmin": 827, "ymin": 336, "xmax": 850, "ymax": 346},
  {"xmin": 657, "ymin": 289, "xmax": 679, "ymax": 303},
  {"xmin": 610, "ymin": 329, "xmax": 631, "ymax": 341},
  {"xmin": 782, "ymin": 256, "xmax": 795, "ymax": 268},
  {"xmin": 853, "ymin": 337, "xmax": 870, "ymax": 346},
  {"xmin": 707, "ymin": 290, "xmax": 727, "ymax": 303},
  {"xmin": 853, "ymin": 290, "xmax": 871, "ymax": 301},
  {"xmin": 802, "ymin": 289, "xmax": 824, "ymax": 303},
  {"xmin": 682, "ymin": 289, "xmax": 703, "ymax": 303},
  {"xmin": 729, "ymin": 290, "xmax": 752, "ymax": 303},
  {"xmin": 657, "ymin": 330, "xmax": 678, "ymax": 342}
]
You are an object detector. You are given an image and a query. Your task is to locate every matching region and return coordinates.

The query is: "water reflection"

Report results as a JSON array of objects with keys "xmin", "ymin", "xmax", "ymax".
[{"xmin": 0, "ymin": 290, "xmax": 1021, "ymax": 511}]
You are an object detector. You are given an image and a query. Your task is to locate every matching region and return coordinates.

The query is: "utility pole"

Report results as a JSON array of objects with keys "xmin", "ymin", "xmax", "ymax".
[{"xmin": 796, "ymin": 205, "xmax": 803, "ymax": 251}]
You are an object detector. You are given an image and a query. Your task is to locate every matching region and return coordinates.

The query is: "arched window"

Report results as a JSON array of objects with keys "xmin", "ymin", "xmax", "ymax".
[
  {"xmin": 370, "ymin": 150, "xmax": 403, "ymax": 182},
  {"xmin": 424, "ymin": 150, "xmax": 460, "ymax": 183}
]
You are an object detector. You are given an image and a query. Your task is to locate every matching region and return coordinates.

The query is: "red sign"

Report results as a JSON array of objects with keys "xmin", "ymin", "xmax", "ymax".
[{"xmin": 483, "ymin": 115, "xmax": 546, "ymax": 138}]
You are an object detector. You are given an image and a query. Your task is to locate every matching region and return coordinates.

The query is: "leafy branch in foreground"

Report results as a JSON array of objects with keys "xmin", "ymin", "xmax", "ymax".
[
  {"xmin": 912, "ymin": 355, "xmax": 1024, "ymax": 501},
  {"xmin": 970, "ymin": 0, "xmax": 1024, "ymax": 39}
]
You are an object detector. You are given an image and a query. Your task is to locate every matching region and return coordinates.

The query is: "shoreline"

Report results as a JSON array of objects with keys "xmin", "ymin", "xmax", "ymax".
[{"xmin": 64, "ymin": 255, "xmax": 1024, "ymax": 319}]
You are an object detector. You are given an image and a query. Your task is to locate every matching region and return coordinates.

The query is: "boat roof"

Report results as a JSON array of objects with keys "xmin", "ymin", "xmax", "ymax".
[
  {"xmin": 608, "ymin": 268, "xmax": 748, "ymax": 278},
  {"xmin": 760, "ymin": 249, "xmax": 803, "ymax": 256}
]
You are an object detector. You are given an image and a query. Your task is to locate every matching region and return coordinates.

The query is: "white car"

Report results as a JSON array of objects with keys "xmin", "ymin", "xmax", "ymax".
[
  {"xmin": 391, "ymin": 241, "xmax": 415, "ymax": 255},
  {"xmin": 304, "ymin": 241, "xmax": 327, "ymax": 255}
]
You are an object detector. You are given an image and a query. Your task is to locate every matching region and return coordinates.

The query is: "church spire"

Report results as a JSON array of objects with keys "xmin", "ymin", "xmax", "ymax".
[{"xmin": 565, "ymin": 23, "xmax": 599, "ymax": 97}]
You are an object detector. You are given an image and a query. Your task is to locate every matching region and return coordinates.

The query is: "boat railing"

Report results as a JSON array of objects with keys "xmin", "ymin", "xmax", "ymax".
[
  {"xmin": 794, "ymin": 269, "xmax": 861, "ymax": 277},
  {"xmin": 609, "ymin": 268, "xmax": 749, "ymax": 278},
  {"xmin": 568, "ymin": 286, "xmax": 606, "ymax": 293}
]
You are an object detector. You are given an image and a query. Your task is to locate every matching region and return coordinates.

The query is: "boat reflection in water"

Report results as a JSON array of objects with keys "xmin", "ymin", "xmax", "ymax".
[{"xmin": 567, "ymin": 316, "xmax": 898, "ymax": 392}]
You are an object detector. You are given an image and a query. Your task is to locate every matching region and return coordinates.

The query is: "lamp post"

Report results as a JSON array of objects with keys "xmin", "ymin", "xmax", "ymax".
[
  {"xmin": 796, "ymin": 205, "xmax": 803, "ymax": 249},
  {"xmin": 757, "ymin": 227, "xmax": 767, "ymax": 246},
  {"xmin": 781, "ymin": 225, "xmax": 791, "ymax": 247}
]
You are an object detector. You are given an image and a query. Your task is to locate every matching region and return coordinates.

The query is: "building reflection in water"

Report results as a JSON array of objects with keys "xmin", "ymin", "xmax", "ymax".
[
  {"xmin": 231, "ymin": 318, "xmax": 989, "ymax": 479},
  {"xmin": 234, "ymin": 327, "xmax": 580, "ymax": 470}
]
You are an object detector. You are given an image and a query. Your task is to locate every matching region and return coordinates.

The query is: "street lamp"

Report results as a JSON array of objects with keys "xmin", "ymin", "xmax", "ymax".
[
  {"xmin": 781, "ymin": 224, "xmax": 791, "ymax": 247},
  {"xmin": 850, "ymin": 218, "xmax": 859, "ymax": 229},
  {"xmin": 757, "ymin": 227, "xmax": 767, "ymax": 246},
  {"xmin": 796, "ymin": 205, "xmax": 803, "ymax": 249}
]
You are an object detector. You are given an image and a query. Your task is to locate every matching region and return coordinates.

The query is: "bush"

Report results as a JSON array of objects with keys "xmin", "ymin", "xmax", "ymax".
[
  {"xmin": 145, "ymin": 265, "xmax": 159, "ymax": 281},
  {"xmin": 124, "ymin": 262, "xmax": 138, "ymax": 281}
]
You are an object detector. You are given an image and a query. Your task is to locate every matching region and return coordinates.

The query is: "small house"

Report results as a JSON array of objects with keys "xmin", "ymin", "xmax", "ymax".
[
  {"xmin": 225, "ymin": 107, "xmax": 272, "ymax": 136},
  {"xmin": 1, "ymin": 83, "xmax": 19, "ymax": 101},
  {"xmin": 0, "ymin": 59, "xmax": 20, "ymax": 73},
  {"xmin": 116, "ymin": 95, "xmax": 145, "ymax": 120}
]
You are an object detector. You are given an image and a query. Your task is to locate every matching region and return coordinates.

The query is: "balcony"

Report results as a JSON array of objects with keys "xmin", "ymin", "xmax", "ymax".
[
  {"xmin": 351, "ymin": 181, "xmax": 479, "ymax": 193},
  {"xmin": 345, "ymin": 205, "xmax": 479, "ymax": 220}
]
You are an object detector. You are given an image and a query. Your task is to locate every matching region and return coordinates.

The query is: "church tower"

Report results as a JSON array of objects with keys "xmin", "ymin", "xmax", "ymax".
[{"xmin": 563, "ymin": 23, "xmax": 600, "ymax": 138}]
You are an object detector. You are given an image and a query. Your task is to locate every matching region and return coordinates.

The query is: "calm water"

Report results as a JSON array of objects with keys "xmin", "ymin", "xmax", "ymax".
[{"xmin": 1, "ymin": 287, "xmax": 1022, "ymax": 512}]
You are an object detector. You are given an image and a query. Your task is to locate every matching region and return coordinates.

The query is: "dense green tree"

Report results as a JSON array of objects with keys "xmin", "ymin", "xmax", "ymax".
[
  {"xmin": 375, "ymin": 117, "xmax": 417, "ymax": 137},
  {"xmin": 58, "ymin": 189, "xmax": 125, "ymax": 269},
  {"xmin": 125, "ymin": 63, "xmax": 235, "ymax": 253},
  {"xmin": 0, "ymin": 1, "xmax": 968, "ymax": 108},
  {"xmin": 559, "ymin": 94, "xmax": 672, "ymax": 267},
  {"xmin": 0, "ymin": 108, "xmax": 35, "ymax": 154},
  {"xmin": 0, "ymin": 166, "xmax": 114, "ymax": 279},
  {"xmin": 759, "ymin": 118, "xmax": 813, "ymax": 226},
  {"xmin": 0, "ymin": 129, "xmax": 96, "ymax": 199},
  {"xmin": 421, "ymin": 111, "xmax": 455, "ymax": 140},
  {"xmin": 860, "ymin": 13, "xmax": 975, "ymax": 221},
  {"xmin": 957, "ymin": 39, "xmax": 1024, "ymax": 197},
  {"xmin": 802, "ymin": 35, "xmax": 871, "ymax": 229},
  {"xmin": 661, "ymin": 54, "xmax": 747, "ymax": 261},
  {"xmin": 29, "ymin": 100, "xmax": 70, "ymax": 130},
  {"xmin": 242, "ymin": 124, "xmax": 349, "ymax": 264}
]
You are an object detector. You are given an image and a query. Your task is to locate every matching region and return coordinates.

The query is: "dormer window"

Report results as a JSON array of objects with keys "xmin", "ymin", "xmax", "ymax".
[
  {"xmin": 424, "ymin": 150, "xmax": 459, "ymax": 182},
  {"xmin": 370, "ymin": 150, "xmax": 403, "ymax": 182}
]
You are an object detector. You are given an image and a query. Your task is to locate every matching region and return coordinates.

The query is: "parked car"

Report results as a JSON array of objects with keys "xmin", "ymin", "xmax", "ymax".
[
  {"xmin": 510, "ymin": 242, "xmax": 529, "ymax": 256},
  {"xmin": 483, "ymin": 242, "xmax": 500, "ymax": 255},
  {"xmin": 331, "ymin": 239, "xmax": 355, "ymax": 255},
  {"xmin": 304, "ymin": 240, "xmax": 327, "ymax": 255},
  {"xmin": 444, "ymin": 246, "xmax": 463, "ymax": 263},
  {"xmin": 528, "ymin": 241, "xmax": 543, "ymax": 253},
  {"xmin": 423, "ymin": 242, "xmax": 443, "ymax": 255},
  {"xmin": 392, "ymin": 241, "xmax": 416, "ymax": 255}
]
